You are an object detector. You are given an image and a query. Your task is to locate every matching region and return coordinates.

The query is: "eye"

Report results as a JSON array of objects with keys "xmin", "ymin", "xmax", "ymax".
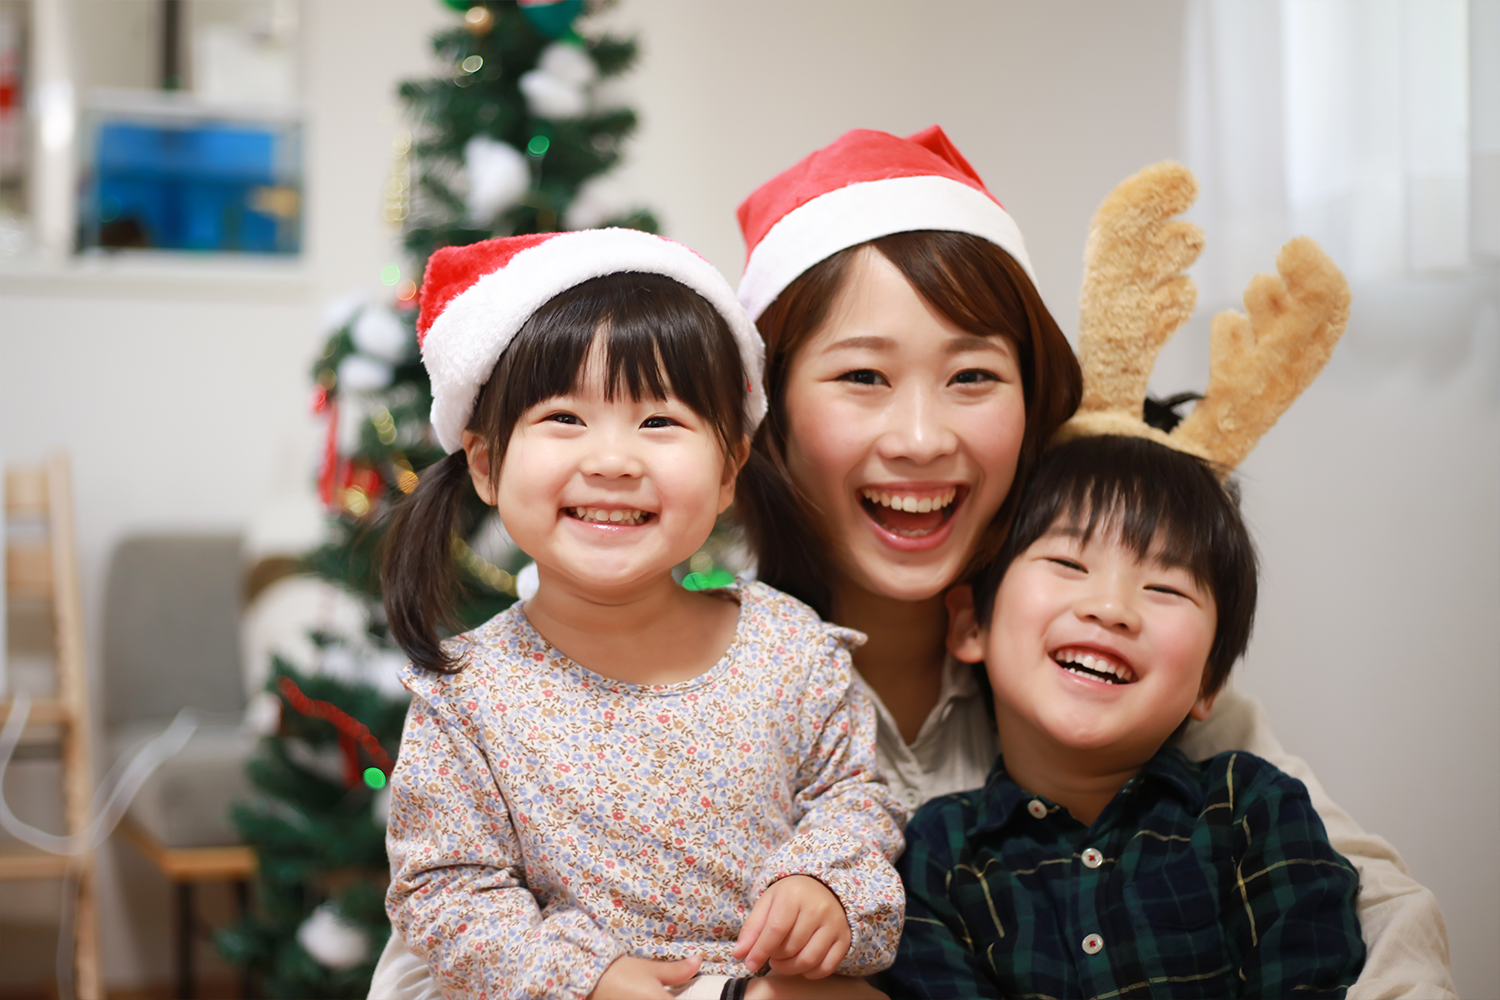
[
  {"xmin": 543, "ymin": 411, "xmax": 583, "ymax": 425},
  {"xmin": 950, "ymin": 368, "xmax": 1001, "ymax": 385},
  {"xmin": 836, "ymin": 369, "xmax": 887, "ymax": 386},
  {"xmin": 1045, "ymin": 557, "xmax": 1085, "ymax": 573},
  {"xmin": 640, "ymin": 415, "xmax": 681, "ymax": 429},
  {"xmin": 1145, "ymin": 584, "xmax": 1188, "ymax": 597}
]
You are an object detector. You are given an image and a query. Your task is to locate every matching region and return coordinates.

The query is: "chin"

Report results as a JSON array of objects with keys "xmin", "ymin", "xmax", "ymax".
[{"xmin": 845, "ymin": 556, "xmax": 960, "ymax": 604}]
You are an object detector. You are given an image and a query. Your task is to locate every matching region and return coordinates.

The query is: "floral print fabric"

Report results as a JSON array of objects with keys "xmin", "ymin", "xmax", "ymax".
[{"xmin": 385, "ymin": 580, "xmax": 906, "ymax": 999}]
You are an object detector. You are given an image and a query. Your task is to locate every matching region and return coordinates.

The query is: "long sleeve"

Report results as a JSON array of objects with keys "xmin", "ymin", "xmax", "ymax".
[
  {"xmin": 386, "ymin": 689, "xmax": 625, "ymax": 1000},
  {"xmin": 1218, "ymin": 754, "xmax": 1365, "ymax": 999},
  {"xmin": 883, "ymin": 799, "xmax": 1001, "ymax": 999},
  {"xmin": 754, "ymin": 631, "xmax": 907, "ymax": 976},
  {"xmin": 1182, "ymin": 688, "xmax": 1457, "ymax": 1000}
]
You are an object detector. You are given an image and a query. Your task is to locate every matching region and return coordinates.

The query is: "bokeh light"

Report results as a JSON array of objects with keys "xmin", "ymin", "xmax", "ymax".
[
  {"xmin": 526, "ymin": 134, "xmax": 550, "ymax": 157},
  {"xmin": 380, "ymin": 263, "xmax": 401, "ymax": 286},
  {"xmin": 363, "ymin": 767, "xmax": 387, "ymax": 790}
]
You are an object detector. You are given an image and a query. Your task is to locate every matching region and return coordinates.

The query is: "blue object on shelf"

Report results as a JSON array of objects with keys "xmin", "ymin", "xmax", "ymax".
[{"xmin": 85, "ymin": 117, "xmax": 301, "ymax": 254}]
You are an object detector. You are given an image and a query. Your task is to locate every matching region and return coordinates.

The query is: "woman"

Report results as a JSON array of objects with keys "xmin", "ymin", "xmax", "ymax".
[
  {"xmin": 732, "ymin": 126, "xmax": 1454, "ymax": 1000},
  {"xmin": 369, "ymin": 127, "xmax": 1454, "ymax": 999}
]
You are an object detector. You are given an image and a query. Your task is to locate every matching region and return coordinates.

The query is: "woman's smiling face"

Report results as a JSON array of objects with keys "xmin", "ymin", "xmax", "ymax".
[{"xmin": 781, "ymin": 249, "xmax": 1026, "ymax": 603}]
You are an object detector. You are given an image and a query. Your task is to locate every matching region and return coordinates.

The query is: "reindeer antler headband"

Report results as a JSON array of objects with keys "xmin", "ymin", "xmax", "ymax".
[{"xmin": 1056, "ymin": 162, "xmax": 1351, "ymax": 471}]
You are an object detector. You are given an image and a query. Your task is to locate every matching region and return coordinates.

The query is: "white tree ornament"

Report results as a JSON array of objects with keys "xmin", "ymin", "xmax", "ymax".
[
  {"xmin": 351, "ymin": 305, "xmax": 411, "ymax": 363},
  {"xmin": 519, "ymin": 68, "xmax": 588, "ymax": 119},
  {"xmin": 337, "ymin": 354, "xmax": 394, "ymax": 393},
  {"xmin": 537, "ymin": 42, "xmax": 597, "ymax": 88},
  {"xmin": 296, "ymin": 903, "xmax": 371, "ymax": 969},
  {"xmin": 463, "ymin": 136, "xmax": 531, "ymax": 223}
]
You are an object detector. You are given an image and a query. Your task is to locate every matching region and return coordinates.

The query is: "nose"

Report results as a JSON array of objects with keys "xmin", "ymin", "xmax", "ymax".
[
  {"xmin": 1076, "ymin": 576, "xmax": 1141, "ymax": 633},
  {"xmin": 579, "ymin": 427, "xmax": 644, "ymax": 479},
  {"xmin": 874, "ymin": 382, "xmax": 959, "ymax": 465}
]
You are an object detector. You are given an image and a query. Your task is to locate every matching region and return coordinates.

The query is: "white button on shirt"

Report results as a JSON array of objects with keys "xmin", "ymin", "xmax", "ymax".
[
  {"xmin": 1026, "ymin": 799, "xmax": 1048, "ymax": 819},
  {"xmin": 1082, "ymin": 847, "xmax": 1104, "ymax": 868},
  {"xmin": 1082, "ymin": 933, "xmax": 1104, "ymax": 955}
]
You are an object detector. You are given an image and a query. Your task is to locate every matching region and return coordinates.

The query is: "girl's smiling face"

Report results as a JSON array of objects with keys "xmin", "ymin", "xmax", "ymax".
[
  {"xmin": 781, "ymin": 249, "xmax": 1026, "ymax": 604},
  {"xmin": 466, "ymin": 346, "xmax": 742, "ymax": 601},
  {"xmin": 968, "ymin": 523, "xmax": 1218, "ymax": 765}
]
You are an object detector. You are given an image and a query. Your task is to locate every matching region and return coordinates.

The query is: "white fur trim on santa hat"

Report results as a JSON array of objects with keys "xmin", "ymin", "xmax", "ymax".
[
  {"xmin": 423, "ymin": 228, "xmax": 766, "ymax": 453},
  {"xmin": 737, "ymin": 175, "xmax": 1036, "ymax": 322}
]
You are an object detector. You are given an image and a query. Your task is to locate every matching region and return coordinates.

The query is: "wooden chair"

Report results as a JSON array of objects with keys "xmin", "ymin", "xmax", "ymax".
[
  {"xmin": 101, "ymin": 532, "xmax": 259, "ymax": 1000},
  {"xmin": 118, "ymin": 815, "xmax": 255, "ymax": 1000},
  {"xmin": 0, "ymin": 452, "xmax": 103, "ymax": 999}
]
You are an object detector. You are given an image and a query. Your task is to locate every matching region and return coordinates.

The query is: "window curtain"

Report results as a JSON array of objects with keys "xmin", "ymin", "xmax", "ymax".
[{"xmin": 1181, "ymin": 0, "xmax": 1492, "ymax": 307}]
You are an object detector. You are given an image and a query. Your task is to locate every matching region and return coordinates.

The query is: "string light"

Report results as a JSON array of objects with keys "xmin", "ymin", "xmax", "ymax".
[{"xmin": 452, "ymin": 536, "xmax": 518, "ymax": 595}]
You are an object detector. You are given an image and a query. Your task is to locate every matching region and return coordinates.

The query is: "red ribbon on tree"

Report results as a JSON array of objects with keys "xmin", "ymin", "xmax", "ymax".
[{"xmin": 277, "ymin": 675, "xmax": 394, "ymax": 788}]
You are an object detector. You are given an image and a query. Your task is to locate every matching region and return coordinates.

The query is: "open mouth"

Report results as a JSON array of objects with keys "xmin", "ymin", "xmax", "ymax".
[
  {"xmin": 1052, "ymin": 646, "xmax": 1137, "ymax": 685},
  {"xmin": 565, "ymin": 506, "xmax": 653, "ymax": 526},
  {"xmin": 859, "ymin": 487, "xmax": 960, "ymax": 539}
]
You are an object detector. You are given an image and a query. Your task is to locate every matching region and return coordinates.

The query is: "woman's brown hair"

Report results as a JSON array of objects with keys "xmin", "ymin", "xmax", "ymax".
[{"xmin": 736, "ymin": 230, "xmax": 1082, "ymax": 619}]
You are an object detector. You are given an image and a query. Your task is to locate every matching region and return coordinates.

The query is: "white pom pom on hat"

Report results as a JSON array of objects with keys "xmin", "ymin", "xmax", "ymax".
[
  {"xmin": 735, "ymin": 126, "xmax": 1036, "ymax": 322},
  {"xmin": 417, "ymin": 229, "xmax": 766, "ymax": 454}
]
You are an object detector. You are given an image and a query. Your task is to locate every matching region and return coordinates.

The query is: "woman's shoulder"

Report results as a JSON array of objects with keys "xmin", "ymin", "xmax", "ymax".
[{"xmin": 732, "ymin": 577, "xmax": 867, "ymax": 654}]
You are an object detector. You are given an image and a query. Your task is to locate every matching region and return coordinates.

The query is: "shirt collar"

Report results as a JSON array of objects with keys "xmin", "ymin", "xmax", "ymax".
[
  {"xmin": 971, "ymin": 744, "xmax": 1205, "ymax": 835},
  {"xmin": 907, "ymin": 654, "xmax": 987, "ymax": 749}
]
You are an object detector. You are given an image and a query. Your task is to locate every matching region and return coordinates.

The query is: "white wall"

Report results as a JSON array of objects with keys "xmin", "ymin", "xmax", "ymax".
[
  {"xmin": 0, "ymin": 1, "xmax": 1494, "ymax": 994},
  {"xmin": 0, "ymin": 0, "xmax": 451, "ymax": 988}
]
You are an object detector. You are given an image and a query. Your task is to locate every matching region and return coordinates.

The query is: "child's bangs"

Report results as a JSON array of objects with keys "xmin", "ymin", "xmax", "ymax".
[
  {"xmin": 470, "ymin": 271, "xmax": 749, "ymax": 467},
  {"xmin": 1048, "ymin": 464, "xmax": 1220, "ymax": 594}
]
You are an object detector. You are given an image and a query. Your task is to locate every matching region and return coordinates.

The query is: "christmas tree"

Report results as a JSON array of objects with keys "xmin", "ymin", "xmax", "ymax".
[{"xmin": 218, "ymin": 3, "xmax": 660, "ymax": 995}]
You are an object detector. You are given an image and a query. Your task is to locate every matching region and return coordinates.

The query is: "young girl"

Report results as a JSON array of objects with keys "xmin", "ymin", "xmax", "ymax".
[{"xmin": 379, "ymin": 229, "xmax": 905, "ymax": 1000}]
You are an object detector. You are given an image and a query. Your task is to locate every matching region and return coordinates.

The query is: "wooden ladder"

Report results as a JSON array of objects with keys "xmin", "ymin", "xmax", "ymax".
[{"xmin": 1, "ymin": 452, "xmax": 104, "ymax": 999}]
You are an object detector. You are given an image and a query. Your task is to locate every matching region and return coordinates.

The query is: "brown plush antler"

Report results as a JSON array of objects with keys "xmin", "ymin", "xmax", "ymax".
[
  {"xmin": 1058, "ymin": 161, "xmax": 1351, "ymax": 472},
  {"xmin": 1173, "ymin": 237, "xmax": 1350, "ymax": 469},
  {"xmin": 1066, "ymin": 162, "xmax": 1204, "ymax": 444}
]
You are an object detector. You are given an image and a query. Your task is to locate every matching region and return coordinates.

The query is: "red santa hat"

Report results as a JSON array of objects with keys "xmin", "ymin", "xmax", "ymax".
[
  {"xmin": 417, "ymin": 228, "xmax": 766, "ymax": 453},
  {"xmin": 736, "ymin": 126, "xmax": 1036, "ymax": 321}
]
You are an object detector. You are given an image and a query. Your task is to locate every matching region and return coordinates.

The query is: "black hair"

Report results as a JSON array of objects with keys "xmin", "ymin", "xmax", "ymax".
[
  {"xmin": 971, "ymin": 434, "xmax": 1258, "ymax": 697},
  {"xmin": 382, "ymin": 271, "xmax": 750, "ymax": 673}
]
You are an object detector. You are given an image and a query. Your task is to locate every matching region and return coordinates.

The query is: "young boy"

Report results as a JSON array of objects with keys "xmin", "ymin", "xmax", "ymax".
[{"xmin": 884, "ymin": 434, "xmax": 1365, "ymax": 1000}]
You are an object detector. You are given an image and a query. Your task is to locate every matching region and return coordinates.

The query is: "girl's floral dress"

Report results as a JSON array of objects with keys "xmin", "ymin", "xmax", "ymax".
[{"xmin": 385, "ymin": 580, "xmax": 906, "ymax": 999}]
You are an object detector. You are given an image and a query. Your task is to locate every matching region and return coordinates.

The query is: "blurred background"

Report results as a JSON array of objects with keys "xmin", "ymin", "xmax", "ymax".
[{"xmin": 0, "ymin": 1, "xmax": 1494, "ymax": 997}]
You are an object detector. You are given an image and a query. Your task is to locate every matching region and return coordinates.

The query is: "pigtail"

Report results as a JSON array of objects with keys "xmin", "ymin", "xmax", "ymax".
[{"xmin": 381, "ymin": 450, "xmax": 472, "ymax": 673}]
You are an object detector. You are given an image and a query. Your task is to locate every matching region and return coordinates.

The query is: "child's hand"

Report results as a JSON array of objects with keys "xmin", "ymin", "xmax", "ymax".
[
  {"xmin": 733, "ymin": 875, "xmax": 852, "ymax": 979},
  {"xmin": 588, "ymin": 954, "xmax": 701, "ymax": 999}
]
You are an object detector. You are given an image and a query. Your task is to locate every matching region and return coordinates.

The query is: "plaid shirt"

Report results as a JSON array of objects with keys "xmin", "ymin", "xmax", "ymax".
[{"xmin": 885, "ymin": 748, "xmax": 1364, "ymax": 999}]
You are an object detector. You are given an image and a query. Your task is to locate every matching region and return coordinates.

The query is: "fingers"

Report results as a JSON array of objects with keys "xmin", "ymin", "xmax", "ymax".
[
  {"xmin": 769, "ymin": 921, "xmax": 849, "ymax": 978},
  {"xmin": 589, "ymin": 956, "xmax": 702, "ymax": 1000},
  {"xmin": 652, "ymin": 955, "xmax": 702, "ymax": 987},
  {"xmin": 733, "ymin": 892, "xmax": 773, "ymax": 964},
  {"xmin": 738, "ymin": 890, "xmax": 797, "ymax": 972}
]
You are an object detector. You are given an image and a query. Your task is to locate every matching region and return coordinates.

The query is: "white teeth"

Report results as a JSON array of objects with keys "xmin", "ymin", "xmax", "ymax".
[
  {"xmin": 861, "ymin": 487, "xmax": 957, "ymax": 512},
  {"xmin": 569, "ymin": 506, "xmax": 647, "ymax": 526},
  {"xmin": 1055, "ymin": 647, "xmax": 1136, "ymax": 684}
]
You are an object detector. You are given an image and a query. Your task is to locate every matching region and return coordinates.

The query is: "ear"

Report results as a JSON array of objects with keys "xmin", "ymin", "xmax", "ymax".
[
  {"xmin": 1188, "ymin": 686, "xmax": 1218, "ymax": 722},
  {"xmin": 461, "ymin": 430, "xmax": 498, "ymax": 506},
  {"xmin": 716, "ymin": 434, "xmax": 753, "ymax": 514},
  {"xmin": 944, "ymin": 584, "xmax": 987, "ymax": 664}
]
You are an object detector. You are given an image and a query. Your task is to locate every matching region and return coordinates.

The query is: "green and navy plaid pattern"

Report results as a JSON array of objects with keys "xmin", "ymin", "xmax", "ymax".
[{"xmin": 885, "ymin": 748, "xmax": 1364, "ymax": 999}]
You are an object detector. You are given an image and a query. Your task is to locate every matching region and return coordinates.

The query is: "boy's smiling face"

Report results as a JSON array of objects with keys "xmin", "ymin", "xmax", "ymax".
[{"xmin": 954, "ymin": 522, "xmax": 1219, "ymax": 768}]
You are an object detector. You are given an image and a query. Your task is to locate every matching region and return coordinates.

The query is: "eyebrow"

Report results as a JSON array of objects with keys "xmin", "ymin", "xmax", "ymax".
[{"xmin": 820, "ymin": 333, "xmax": 1012, "ymax": 355}]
